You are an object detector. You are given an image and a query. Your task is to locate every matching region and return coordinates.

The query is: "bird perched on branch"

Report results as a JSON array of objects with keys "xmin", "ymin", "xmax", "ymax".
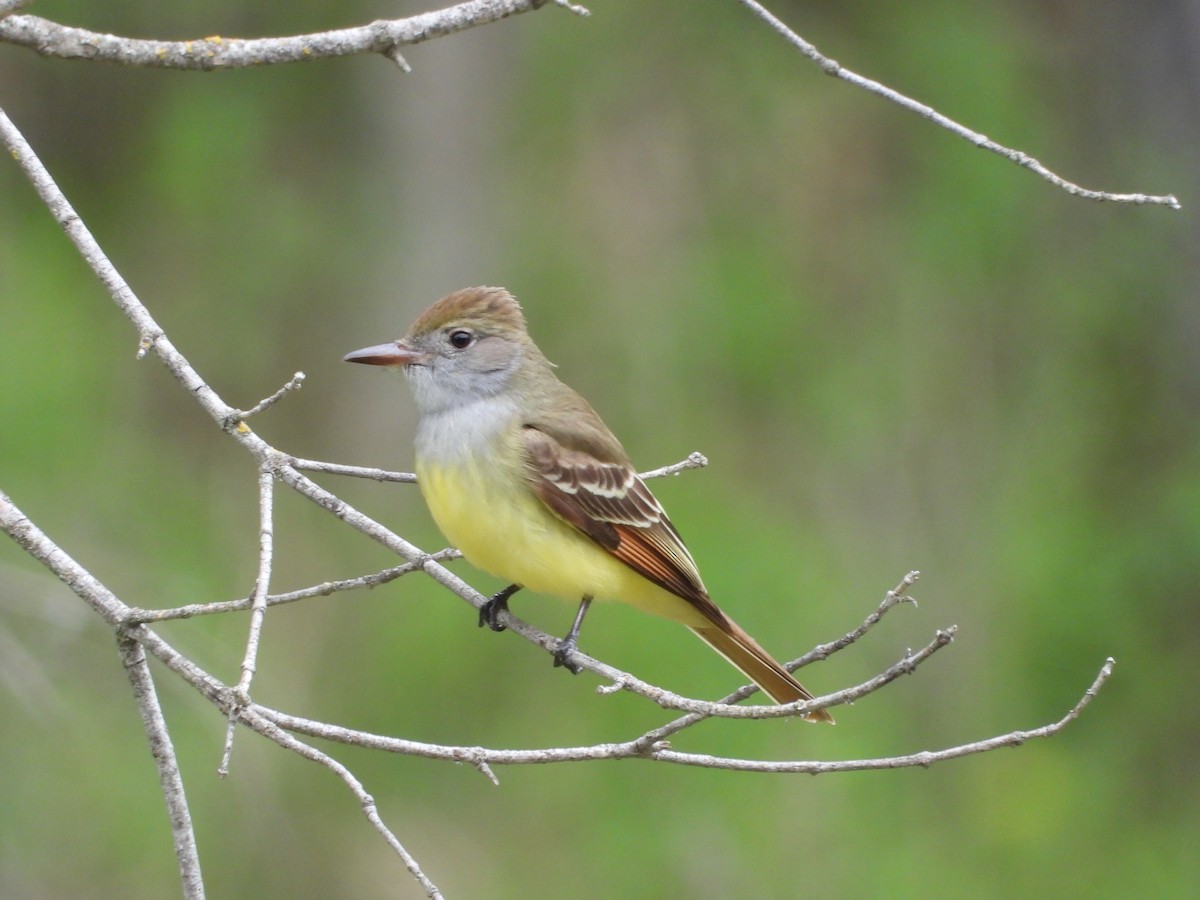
[{"xmin": 345, "ymin": 286, "xmax": 832, "ymax": 722}]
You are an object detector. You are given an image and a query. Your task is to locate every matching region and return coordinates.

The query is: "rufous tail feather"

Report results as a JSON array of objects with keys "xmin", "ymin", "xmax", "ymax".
[{"xmin": 689, "ymin": 621, "xmax": 834, "ymax": 723}]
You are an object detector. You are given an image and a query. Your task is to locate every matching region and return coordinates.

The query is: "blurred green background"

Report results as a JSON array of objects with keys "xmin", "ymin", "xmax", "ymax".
[{"xmin": 2, "ymin": 1, "xmax": 1197, "ymax": 897}]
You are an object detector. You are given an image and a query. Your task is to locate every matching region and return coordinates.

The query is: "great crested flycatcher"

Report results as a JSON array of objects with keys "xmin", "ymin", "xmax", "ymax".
[{"xmin": 345, "ymin": 286, "xmax": 832, "ymax": 721}]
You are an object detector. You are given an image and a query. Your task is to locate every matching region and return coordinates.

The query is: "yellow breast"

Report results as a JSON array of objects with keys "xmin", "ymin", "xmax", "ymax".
[{"xmin": 416, "ymin": 457, "xmax": 704, "ymax": 626}]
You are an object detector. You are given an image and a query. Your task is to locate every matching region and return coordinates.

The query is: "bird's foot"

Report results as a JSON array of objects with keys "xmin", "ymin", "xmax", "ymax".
[
  {"xmin": 479, "ymin": 584, "xmax": 521, "ymax": 632},
  {"xmin": 551, "ymin": 595, "xmax": 593, "ymax": 674},
  {"xmin": 552, "ymin": 636, "xmax": 583, "ymax": 674}
]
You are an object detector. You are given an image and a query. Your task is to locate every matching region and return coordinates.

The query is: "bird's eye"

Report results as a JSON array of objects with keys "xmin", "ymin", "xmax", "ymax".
[{"xmin": 447, "ymin": 330, "xmax": 473, "ymax": 349}]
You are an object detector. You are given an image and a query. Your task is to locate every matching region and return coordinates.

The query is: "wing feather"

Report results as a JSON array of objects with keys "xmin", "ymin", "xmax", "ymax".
[{"xmin": 522, "ymin": 426, "xmax": 715, "ymax": 613}]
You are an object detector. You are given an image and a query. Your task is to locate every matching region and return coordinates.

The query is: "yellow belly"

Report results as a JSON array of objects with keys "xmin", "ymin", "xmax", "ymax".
[{"xmin": 416, "ymin": 458, "xmax": 706, "ymax": 626}]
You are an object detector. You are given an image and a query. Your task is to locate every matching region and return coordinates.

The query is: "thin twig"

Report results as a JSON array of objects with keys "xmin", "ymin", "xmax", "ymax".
[
  {"xmin": 219, "ymin": 466, "xmax": 277, "ymax": 776},
  {"xmin": 224, "ymin": 372, "xmax": 305, "ymax": 427},
  {"xmin": 603, "ymin": 623, "xmax": 956, "ymax": 723},
  {"xmin": 290, "ymin": 457, "xmax": 418, "ymax": 483},
  {"xmin": 117, "ymin": 636, "xmax": 206, "ymax": 900},
  {"xmin": 384, "ymin": 45, "xmax": 412, "ymax": 73},
  {"xmin": 237, "ymin": 465, "xmax": 277, "ymax": 697},
  {"xmin": 650, "ymin": 657, "xmax": 1117, "ymax": 773},
  {"xmin": 735, "ymin": 0, "xmax": 1180, "ymax": 209},
  {"xmin": 123, "ymin": 551, "xmax": 462, "ymax": 624},
  {"xmin": 787, "ymin": 570, "xmax": 920, "ymax": 671},
  {"xmin": 639, "ymin": 451, "xmax": 708, "ymax": 480},
  {"xmin": 551, "ymin": 0, "xmax": 591, "ymax": 16}
]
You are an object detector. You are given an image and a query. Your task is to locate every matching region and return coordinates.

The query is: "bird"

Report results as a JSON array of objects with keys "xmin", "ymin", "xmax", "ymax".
[{"xmin": 344, "ymin": 286, "xmax": 832, "ymax": 721}]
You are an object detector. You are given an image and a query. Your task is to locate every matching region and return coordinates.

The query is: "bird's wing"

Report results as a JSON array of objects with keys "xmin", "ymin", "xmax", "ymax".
[
  {"xmin": 521, "ymin": 424, "xmax": 833, "ymax": 719},
  {"xmin": 521, "ymin": 425, "xmax": 721, "ymax": 616}
]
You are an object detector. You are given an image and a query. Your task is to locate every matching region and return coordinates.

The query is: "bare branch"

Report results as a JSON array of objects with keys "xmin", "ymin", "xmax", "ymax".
[
  {"xmin": 290, "ymin": 457, "xmax": 418, "ymax": 483},
  {"xmin": 384, "ymin": 45, "xmax": 413, "ymax": 73},
  {"xmin": 291, "ymin": 450, "xmax": 703, "ymax": 490},
  {"xmin": 597, "ymin": 623, "xmax": 956, "ymax": 722},
  {"xmin": 736, "ymin": 0, "xmax": 1180, "ymax": 209},
  {"xmin": 650, "ymin": 657, "xmax": 1117, "ymax": 773},
  {"xmin": 3, "ymin": 1, "xmax": 1176, "ymax": 210},
  {"xmin": 237, "ymin": 465, "xmax": 276, "ymax": 697},
  {"xmin": 136, "ymin": 616, "xmax": 1108, "ymax": 779},
  {"xmin": 639, "ymin": 451, "xmax": 708, "ymax": 480},
  {"xmin": 219, "ymin": 466, "xmax": 278, "ymax": 776},
  {"xmin": 237, "ymin": 709, "xmax": 445, "ymax": 900},
  {"xmin": 0, "ymin": 0, "xmax": 571, "ymax": 71},
  {"xmin": 787, "ymin": 570, "xmax": 920, "ymax": 671},
  {"xmin": 254, "ymin": 657, "xmax": 1115, "ymax": 776},
  {"xmin": 224, "ymin": 372, "xmax": 305, "ymax": 427},
  {"xmin": 124, "ymin": 551, "xmax": 462, "ymax": 624},
  {"xmin": 1, "ymin": 105, "xmax": 239, "ymax": 431},
  {"xmin": 0, "ymin": 488, "xmax": 127, "ymax": 629},
  {"xmin": 117, "ymin": 637, "xmax": 205, "ymax": 900}
]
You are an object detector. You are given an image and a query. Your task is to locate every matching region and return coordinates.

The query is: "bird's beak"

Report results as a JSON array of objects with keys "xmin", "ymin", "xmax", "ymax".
[{"xmin": 343, "ymin": 341, "xmax": 426, "ymax": 367}]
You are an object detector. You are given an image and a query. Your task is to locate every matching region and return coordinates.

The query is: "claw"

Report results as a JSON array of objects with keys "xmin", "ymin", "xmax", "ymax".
[
  {"xmin": 478, "ymin": 584, "xmax": 521, "ymax": 632},
  {"xmin": 553, "ymin": 637, "xmax": 583, "ymax": 673},
  {"xmin": 551, "ymin": 595, "xmax": 593, "ymax": 674}
]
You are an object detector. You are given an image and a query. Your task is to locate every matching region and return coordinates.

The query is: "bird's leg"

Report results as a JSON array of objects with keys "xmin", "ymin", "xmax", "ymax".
[
  {"xmin": 553, "ymin": 595, "xmax": 593, "ymax": 674},
  {"xmin": 479, "ymin": 583, "xmax": 521, "ymax": 632}
]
